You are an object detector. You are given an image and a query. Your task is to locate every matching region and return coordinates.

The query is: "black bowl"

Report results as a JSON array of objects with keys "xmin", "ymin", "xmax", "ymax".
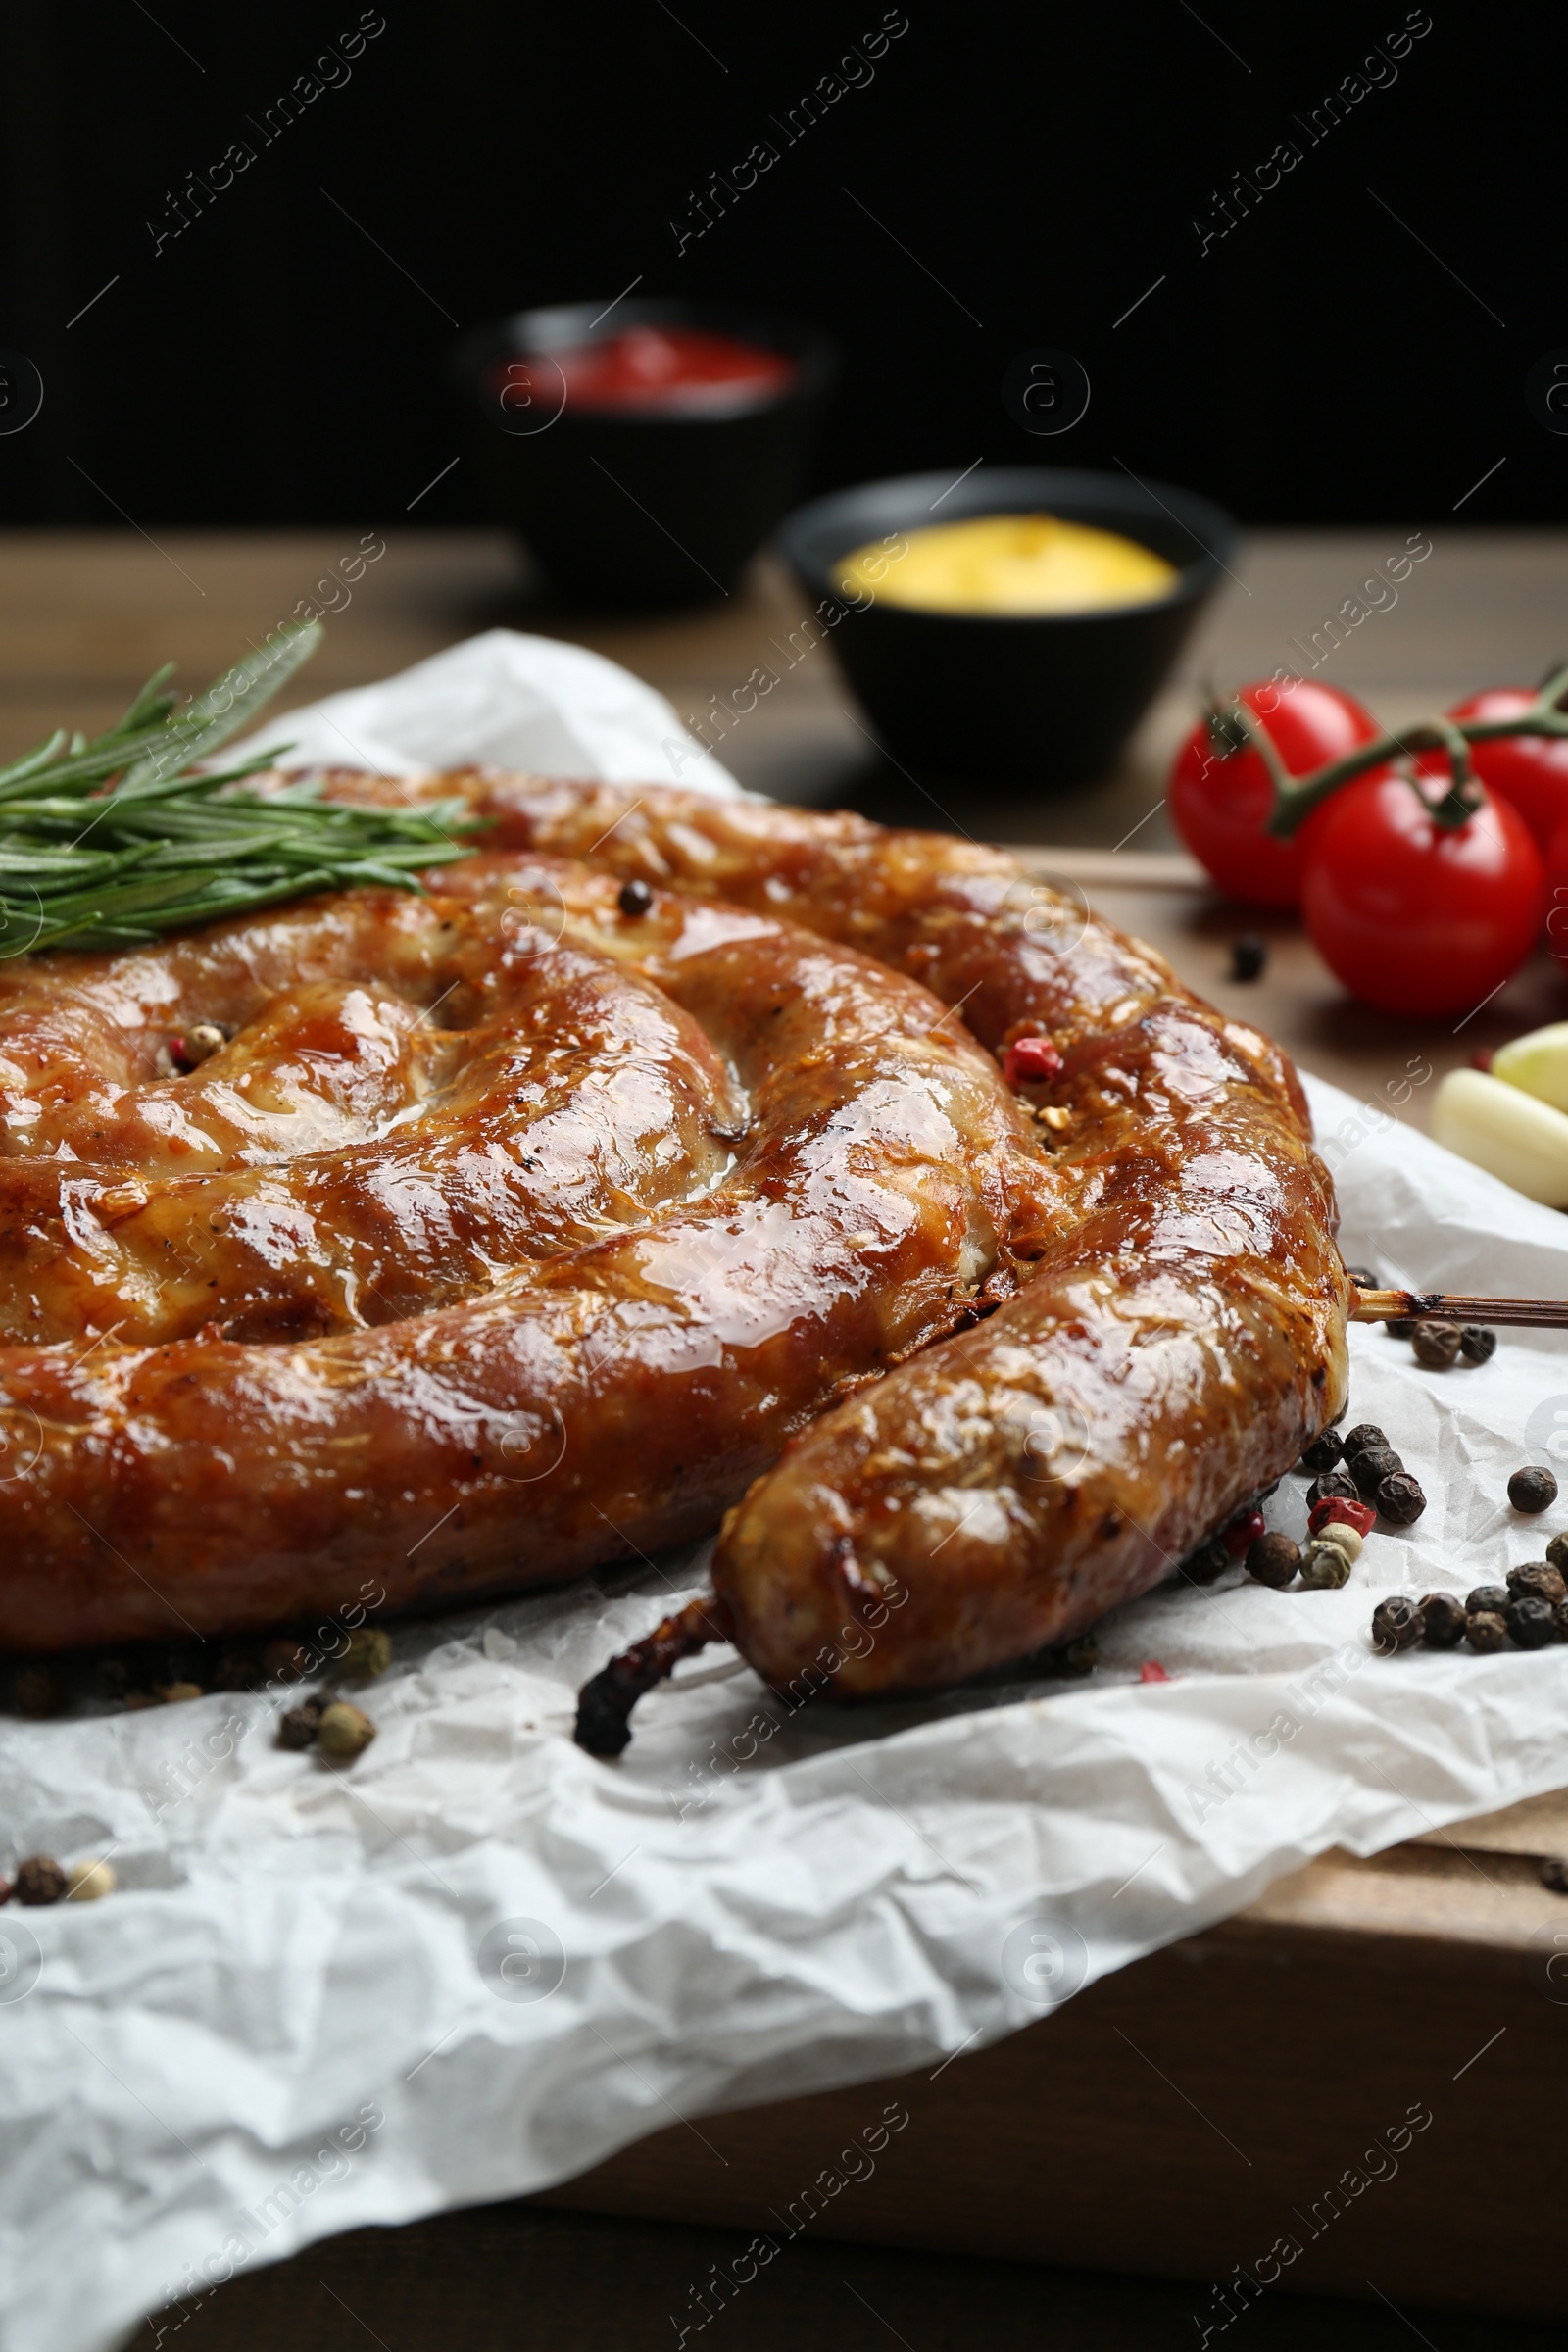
[
  {"xmin": 451, "ymin": 300, "xmax": 836, "ymax": 607},
  {"xmin": 776, "ymin": 466, "xmax": 1236, "ymax": 788}
]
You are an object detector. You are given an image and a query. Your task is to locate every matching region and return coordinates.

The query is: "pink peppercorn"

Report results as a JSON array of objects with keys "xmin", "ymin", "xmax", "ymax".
[
  {"xmin": 1003, "ymin": 1036, "xmax": 1062, "ymax": 1087},
  {"xmin": 1308, "ymin": 1495, "xmax": 1376, "ymax": 1539},
  {"xmin": 1222, "ymin": 1508, "xmax": 1266, "ymax": 1558}
]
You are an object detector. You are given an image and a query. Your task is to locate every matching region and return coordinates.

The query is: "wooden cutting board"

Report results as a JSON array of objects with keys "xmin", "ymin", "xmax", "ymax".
[{"xmin": 538, "ymin": 849, "xmax": 1568, "ymax": 2325}]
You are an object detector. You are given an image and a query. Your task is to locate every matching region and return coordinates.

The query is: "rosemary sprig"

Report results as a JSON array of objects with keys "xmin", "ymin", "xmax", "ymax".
[{"xmin": 0, "ymin": 623, "xmax": 484, "ymax": 955}]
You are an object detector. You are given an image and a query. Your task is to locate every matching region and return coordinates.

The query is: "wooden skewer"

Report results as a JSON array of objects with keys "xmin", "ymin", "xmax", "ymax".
[{"xmin": 1351, "ymin": 1286, "xmax": 1568, "ymax": 1330}]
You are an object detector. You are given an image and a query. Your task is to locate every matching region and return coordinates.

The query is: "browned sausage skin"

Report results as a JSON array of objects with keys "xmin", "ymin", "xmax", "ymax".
[
  {"xmin": 0, "ymin": 850, "xmax": 1054, "ymax": 1649},
  {"xmin": 312, "ymin": 774, "xmax": 1346, "ymax": 1739},
  {"xmin": 0, "ymin": 768, "xmax": 1346, "ymax": 1690}
]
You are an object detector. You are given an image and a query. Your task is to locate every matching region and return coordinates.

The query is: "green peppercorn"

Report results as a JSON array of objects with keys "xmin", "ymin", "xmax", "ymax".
[
  {"xmin": 1246, "ymin": 1532, "xmax": 1300, "ymax": 1588},
  {"xmin": 341, "ymin": 1628, "xmax": 392, "ymax": 1680},
  {"xmin": 1419, "ymin": 1592, "xmax": 1467, "ymax": 1648},
  {"xmin": 1377, "ymin": 1472, "xmax": 1427, "ymax": 1526},
  {"xmin": 1509, "ymin": 1465, "xmax": 1558, "ymax": 1514},
  {"xmin": 1465, "ymin": 1608, "xmax": 1510, "ymax": 1653},
  {"xmin": 1459, "ymin": 1326, "xmax": 1496, "ymax": 1364},
  {"xmin": 1371, "ymin": 1595, "xmax": 1424, "ymax": 1654},
  {"xmin": 1506, "ymin": 1596, "xmax": 1557, "ymax": 1649},
  {"xmin": 1299, "ymin": 1539, "xmax": 1354, "ymax": 1590},
  {"xmin": 317, "ymin": 1701, "xmax": 377, "ymax": 1760},
  {"xmin": 1508, "ymin": 1562, "xmax": 1568, "ymax": 1608}
]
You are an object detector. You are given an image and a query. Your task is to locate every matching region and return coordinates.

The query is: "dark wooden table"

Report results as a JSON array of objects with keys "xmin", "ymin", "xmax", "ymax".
[{"xmin": 7, "ymin": 532, "xmax": 1566, "ymax": 2347}]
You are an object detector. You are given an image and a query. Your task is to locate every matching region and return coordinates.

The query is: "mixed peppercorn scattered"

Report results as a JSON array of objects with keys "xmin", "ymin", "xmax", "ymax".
[
  {"xmin": 1293, "ymin": 1417, "xmax": 1428, "ymax": 1540},
  {"xmin": 1, "ymin": 1625, "xmax": 392, "ymax": 1724},
  {"xmin": 1178, "ymin": 1287, "xmax": 1568, "ymax": 1669},
  {"xmin": 0, "ymin": 1627, "xmax": 393, "ymax": 1904},
  {"xmin": 1372, "ymin": 1558, "xmax": 1568, "ymax": 1656},
  {"xmin": 0, "ymin": 1854, "xmax": 117, "ymax": 1907}
]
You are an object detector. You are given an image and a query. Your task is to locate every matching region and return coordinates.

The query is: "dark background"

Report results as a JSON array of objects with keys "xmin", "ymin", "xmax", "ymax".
[{"xmin": 0, "ymin": 1, "xmax": 1558, "ymax": 531}]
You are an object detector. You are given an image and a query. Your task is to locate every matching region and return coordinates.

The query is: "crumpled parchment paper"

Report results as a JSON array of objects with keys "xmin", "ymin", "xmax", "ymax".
[
  {"xmin": 234, "ymin": 623, "xmax": 744, "ymax": 796},
  {"xmin": 4, "ymin": 633, "xmax": 1567, "ymax": 2352}
]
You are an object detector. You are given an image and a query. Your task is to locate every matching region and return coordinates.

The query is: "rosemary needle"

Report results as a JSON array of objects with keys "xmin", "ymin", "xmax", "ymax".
[{"xmin": 0, "ymin": 622, "xmax": 484, "ymax": 956}]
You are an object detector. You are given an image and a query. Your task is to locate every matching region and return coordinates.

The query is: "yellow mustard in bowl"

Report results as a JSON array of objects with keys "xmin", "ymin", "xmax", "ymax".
[{"xmin": 839, "ymin": 513, "xmax": 1178, "ymax": 615}]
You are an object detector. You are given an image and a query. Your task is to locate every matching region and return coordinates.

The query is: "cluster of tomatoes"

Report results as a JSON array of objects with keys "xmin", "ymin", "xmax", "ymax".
[{"xmin": 1168, "ymin": 680, "xmax": 1566, "ymax": 1017}]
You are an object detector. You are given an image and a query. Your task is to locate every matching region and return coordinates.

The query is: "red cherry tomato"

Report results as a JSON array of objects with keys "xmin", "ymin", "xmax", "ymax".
[
  {"xmin": 1540, "ymin": 808, "xmax": 1568, "ymax": 964},
  {"xmin": 1169, "ymin": 679, "xmax": 1381, "ymax": 907},
  {"xmin": 1300, "ymin": 774, "xmax": 1544, "ymax": 1017},
  {"xmin": 1437, "ymin": 690, "xmax": 1568, "ymax": 851}
]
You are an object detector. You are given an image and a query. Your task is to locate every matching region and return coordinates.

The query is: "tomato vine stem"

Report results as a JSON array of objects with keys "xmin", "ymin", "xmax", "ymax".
[{"xmin": 1231, "ymin": 661, "xmax": 1568, "ymax": 838}]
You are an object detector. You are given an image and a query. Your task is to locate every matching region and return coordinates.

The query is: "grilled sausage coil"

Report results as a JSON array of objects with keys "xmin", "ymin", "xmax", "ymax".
[
  {"xmin": 373, "ymin": 774, "xmax": 1348, "ymax": 1740},
  {"xmin": 0, "ymin": 768, "xmax": 1347, "ymax": 1692}
]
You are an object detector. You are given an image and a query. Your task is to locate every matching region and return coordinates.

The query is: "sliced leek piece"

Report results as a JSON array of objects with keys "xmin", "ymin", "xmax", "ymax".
[
  {"xmin": 1430, "ymin": 1067, "xmax": 1568, "ymax": 1207},
  {"xmin": 1491, "ymin": 1019, "xmax": 1568, "ymax": 1114}
]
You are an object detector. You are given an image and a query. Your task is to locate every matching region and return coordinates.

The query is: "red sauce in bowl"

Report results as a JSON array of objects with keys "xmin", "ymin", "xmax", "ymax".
[{"xmin": 489, "ymin": 325, "xmax": 797, "ymax": 420}]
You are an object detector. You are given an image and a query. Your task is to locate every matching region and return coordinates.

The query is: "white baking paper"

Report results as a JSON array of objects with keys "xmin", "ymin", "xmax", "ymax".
[
  {"xmin": 4, "ymin": 634, "xmax": 1568, "ymax": 2352},
  {"xmin": 230, "ymin": 625, "xmax": 744, "ymax": 797}
]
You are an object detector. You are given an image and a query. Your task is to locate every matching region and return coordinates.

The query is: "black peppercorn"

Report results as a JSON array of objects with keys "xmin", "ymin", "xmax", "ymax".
[
  {"xmin": 1343, "ymin": 1424, "xmax": 1389, "ymax": 1457},
  {"xmin": 1230, "ymin": 934, "xmax": 1267, "ymax": 982},
  {"xmin": 1466, "ymin": 1585, "xmax": 1511, "ymax": 1615},
  {"xmin": 1344, "ymin": 1264, "xmax": 1380, "ymax": 1289},
  {"xmin": 1506, "ymin": 1596, "xmax": 1557, "ymax": 1650},
  {"xmin": 1547, "ymin": 1532, "xmax": 1568, "ymax": 1575},
  {"xmin": 211, "ymin": 1649, "xmax": 258, "ymax": 1692},
  {"xmin": 1307, "ymin": 1468, "xmax": 1361, "ymax": 1509},
  {"xmin": 277, "ymin": 1701, "xmax": 323, "ymax": 1751},
  {"xmin": 1376, "ymin": 1471, "xmax": 1427, "ymax": 1525},
  {"xmin": 1508, "ymin": 1562, "xmax": 1568, "ymax": 1608},
  {"xmin": 1508, "ymin": 1465, "xmax": 1558, "ymax": 1514},
  {"xmin": 1181, "ymin": 1536, "xmax": 1231, "ymax": 1585},
  {"xmin": 1555, "ymin": 1600, "xmax": 1568, "ymax": 1644},
  {"xmin": 1371, "ymin": 1595, "xmax": 1424, "ymax": 1654},
  {"xmin": 1298, "ymin": 1428, "xmax": 1343, "ymax": 1474},
  {"xmin": 1055, "ymin": 1636, "xmax": 1098, "ymax": 1676},
  {"xmin": 1349, "ymin": 1446, "xmax": 1401, "ymax": 1499},
  {"xmin": 13, "ymin": 1856, "xmax": 66, "ymax": 1905},
  {"xmin": 1385, "ymin": 1319, "xmax": 1417, "ymax": 1339},
  {"xmin": 96, "ymin": 1655, "xmax": 134, "ymax": 1702},
  {"xmin": 1419, "ymin": 1592, "xmax": 1468, "ymax": 1648},
  {"xmin": 1411, "ymin": 1321, "xmax": 1463, "ymax": 1369},
  {"xmin": 616, "ymin": 878, "xmax": 654, "ymax": 918},
  {"xmin": 10, "ymin": 1664, "xmax": 65, "ymax": 1719},
  {"xmin": 1459, "ymin": 1326, "xmax": 1496, "ymax": 1364},
  {"xmin": 1246, "ymin": 1532, "xmax": 1300, "ymax": 1589},
  {"xmin": 1465, "ymin": 1609, "xmax": 1510, "ymax": 1653}
]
